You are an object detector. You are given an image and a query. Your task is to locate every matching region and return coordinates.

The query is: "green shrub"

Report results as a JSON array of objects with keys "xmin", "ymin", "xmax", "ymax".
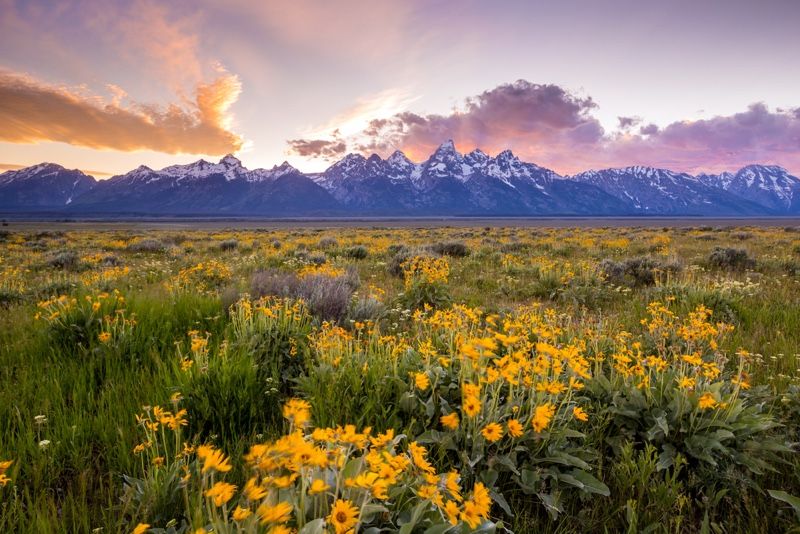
[
  {"xmin": 178, "ymin": 345, "xmax": 279, "ymax": 442},
  {"xmin": 600, "ymin": 257, "xmax": 681, "ymax": 287},
  {"xmin": 344, "ymin": 244, "xmax": 368, "ymax": 259},
  {"xmin": 397, "ymin": 280, "xmax": 451, "ymax": 310},
  {"xmin": 428, "ymin": 241, "xmax": 470, "ymax": 258},
  {"xmin": 708, "ymin": 247, "xmax": 755, "ymax": 271},
  {"xmin": 298, "ymin": 326, "xmax": 415, "ymax": 430},
  {"xmin": 47, "ymin": 250, "xmax": 81, "ymax": 270}
]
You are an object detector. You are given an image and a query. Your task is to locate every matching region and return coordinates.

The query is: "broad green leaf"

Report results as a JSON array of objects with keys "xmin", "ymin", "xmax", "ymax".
[
  {"xmin": 298, "ymin": 518, "xmax": 325, "ymax": 534},
  {"xmin": 767, "ymin": 490, "xmax": 800, "ymax": 519}
]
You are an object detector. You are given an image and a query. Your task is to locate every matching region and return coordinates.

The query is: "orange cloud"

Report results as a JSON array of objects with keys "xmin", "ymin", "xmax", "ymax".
[{"xmin": 0, "ymin": 70, "xmax": 243, "ymax": 155}]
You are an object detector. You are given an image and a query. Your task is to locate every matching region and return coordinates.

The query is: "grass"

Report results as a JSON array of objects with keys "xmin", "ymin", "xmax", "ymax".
[{"xmin": 0, "ymin": 224, "xmax": 798, "ymax": 532}]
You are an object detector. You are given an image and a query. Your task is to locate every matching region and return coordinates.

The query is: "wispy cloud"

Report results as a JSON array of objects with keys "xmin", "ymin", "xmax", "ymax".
[
  {"xmin": 89, "ymin": 0, "xmax": 206, "ymax": 91},
  {"xmin": 0, "ymin": 69, "xmax": 243, "ymax": 155},
  {"xmin": 287, "ymin": 88, "xmax": 418, "ymax": 160}
]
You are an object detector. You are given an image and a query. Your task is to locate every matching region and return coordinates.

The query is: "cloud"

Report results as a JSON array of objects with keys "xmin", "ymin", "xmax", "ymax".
[
  {"xmin": 617, "ymin": 116, "xmax": 641, "ymax": 129},
  {"xmin": 0, "ymin": 70, "xmax": 243, "ymax": 155},
  {"xmin": 305, "ymin": 80, "xmax": 606, "ymax": 166},
  {"xmin": 285, "ymin": 88, "xmax": 419, "ymax": 161},
  {"xmin": 605, "ymin": 103, "xmax": 800, "ymax": 174},
  {"xmin": 286, "ymin": 138, "xmax": 347, "ymax": 159},
  {"xmin": 297, "ymin": 80, "xmax": 800, "ymax": 175},
  {"xmin": 639, "ymin": 123, "xmax": 660, "ymax": 135}
]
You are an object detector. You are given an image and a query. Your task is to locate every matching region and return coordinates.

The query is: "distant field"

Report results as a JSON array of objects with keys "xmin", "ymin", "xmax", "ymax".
[
  {"xmin": 1, "ymin": 224, "xmax": 798, "ymax": 532},
  {"xmin": 2, "ymin": 216, "xmax": 800, "ymax": 231}
]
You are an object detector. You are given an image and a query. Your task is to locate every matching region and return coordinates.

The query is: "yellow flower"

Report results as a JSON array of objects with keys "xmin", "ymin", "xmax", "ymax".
[
  {"xmin": 481, "ymin": 422, "xmax": 503, "ymax": 442},
  {"xmin": 243, "ymin": 477, "xmax": 267, "ymax": 501},
  {"xmin": 443, "ymin": 471, "xmax": 462, "ymax": 502},
  {"xmin": 444, "ymin": 500, "xmax": 460, "ymax": 525},
  {"xmin": 462, "ymin": 383, "xmax": 480, "ymax": 397},
  {"xmin": 532, "ymin": 403, "xmax": 556, "ymax": 433},
  {"xmin": 572, "ymin": 406, "xmax": 589, "ymax": 422},
  {"xmin": 232, "ymin": 506, "xmax": 252, "ymax": 521},
  {"xmin": 681, "ymin": 353, "xmax": 703, "ymax": 366},
  {"xmin": 506, "ymin": 419, "xmax": 524, "ymax": 438},
  {"xmin": 461, "ymin": 482, "xmax": 492, "ymax": 527},
  {"xmin": 328, "ymin": 499, "xmax": 360, "ymax": 534},
  {"xmin": 98, "ymin": 331, "xmax": 111, "ymax": 343},
  {"xmin": 132, "ymin": 524, "xmax": 150, "ymax": 534},
  {"xmin": 440, "ymin": 412, "xmax": 459, "ymax": 430},
  {"xmin": 460, "ymin": 501, "xmax": 483, "ymax": 528},
  {"xmin": 257, "ymin": 501, "xmax": 293, "ymax": 524},
  {"xmin": 677, "ymin": 376, "xmax": 696, "ymax": 389},
  {"xmin": 462, "ymin": 395, "xmax": 481, "ymax": 418},
  {"xmin": 698, "ymin": 392, "xmax": 718, "ymax": 409},
  {"xmin": 282, "ymin": 398, "xmax": 311, "ymax": 427},
  {"xmin": 197, "ymin": 445, "xmax": 232, "ymax": 473},
  {"xmin": 408, "ymin": 441, "xmax": 436, "ymax": 474},
  {"xmin": 414, "ymin": 372, "xmax": 430, "ymax": 391},
  {"xmin": 204, "ymin": 481, "xmax": 237, "ymax": 507},
  {"xmin": 309, "ymin": 478, "xmax": 330, "ymax": 495},
  {"xmin": 0, "ymin": 459, "xmax": 13, "ymax": 487},
  {"xmin": 370, "ymin": 428, "xmax": 395, "ymax": 448}
]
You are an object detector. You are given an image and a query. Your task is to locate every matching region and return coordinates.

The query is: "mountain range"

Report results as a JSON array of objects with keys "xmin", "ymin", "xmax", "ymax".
[{"xmin": 2, "ymin": 140, "xmax": 799, "ymax": 217}]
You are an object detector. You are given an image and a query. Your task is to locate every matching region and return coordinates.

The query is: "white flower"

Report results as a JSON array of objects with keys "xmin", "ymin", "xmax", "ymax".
[{"xmin": 38, "ymin": 440, "xmax": 51, "ymax": 450}]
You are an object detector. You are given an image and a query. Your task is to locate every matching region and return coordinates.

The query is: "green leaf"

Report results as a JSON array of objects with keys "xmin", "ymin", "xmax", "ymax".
[
  {"xmin": 537, "ymin": 492, "xmax": 563, "ymax": 520},
  {"xmin": 767, "ymin": 490, "xmax": 800, "ymax": 519},
  {"xmin": 341, "ymin": 457, "xmax": 364, "ymax": 479},
  {"xmin": 566, "ymin": 469, "xmax": 610, "ymax": 496},
  {"xmin": 360, "ymin": 504, "xmax": 389, "ymax": 523},
  {"xmin": 493, "ymin": 454, "xmax": 521, "ymax": 475},
  {"xmin": 298, "ymin": 518, "xmax": 325, "ymax": 534},
  {"xmin": 518, "ymin": 469, "xmax": 540, "ymax": 493},
  {"xmin": 423, "ymin": 524, "xmax": 455, "ymax": 534},
  {"xmin": 646, "ymin": 412, "xmax": 669, "ymax": 440},
  {"xmin": 490, "ymin": 488, "xmax": 512, "ymax": 516},
  {"xmin": 399, "ymin": 501, "xmax": 429, "ymax": 534}
]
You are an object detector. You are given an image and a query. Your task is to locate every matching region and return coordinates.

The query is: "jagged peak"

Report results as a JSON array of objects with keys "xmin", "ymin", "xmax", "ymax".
[
  {"xmin": 219, "ymin": 154, "xmax": 242, "ymax": 167},
  {"xmin": 465, "ymin": 148, "xmax": 489, "ymax": 162},
  {"xmin": 738, "ymin": 163, "xmax": 788, "ymax": 174},
  {"xmin": 496, "ymin": 149, "xmax": 518, "ymax": 162},
  {"xmin": 387, "ymin": 150, "xmax": 412, "ymax": 165},
  {"xmin": 432, "ymin": 139, "xmax": 459, "ymax": 156},
  {"xmin": 273, "ymin": 161, "xmax": 297, "ymax": 172}
]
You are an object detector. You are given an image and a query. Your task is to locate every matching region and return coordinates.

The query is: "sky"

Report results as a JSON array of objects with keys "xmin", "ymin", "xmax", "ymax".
[{"xmin": 1, "ymin": 0, "xmax": 799, "ymax": 178}]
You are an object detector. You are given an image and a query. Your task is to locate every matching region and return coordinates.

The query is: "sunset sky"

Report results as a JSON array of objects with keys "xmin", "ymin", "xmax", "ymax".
[{"xmin": 1, "ymin": 0, "xmax": 799, "ymax": 178}]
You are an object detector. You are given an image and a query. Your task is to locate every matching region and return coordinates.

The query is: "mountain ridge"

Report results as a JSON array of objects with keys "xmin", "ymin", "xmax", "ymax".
[{"xmin": 2, "ymin": 141, "xmax": 799, "ymax": 216}]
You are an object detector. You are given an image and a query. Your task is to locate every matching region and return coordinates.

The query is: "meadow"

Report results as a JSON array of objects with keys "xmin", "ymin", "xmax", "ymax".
[{"xmin": 0, "ymin": 223, "xmax": 798, "ymax": 533}]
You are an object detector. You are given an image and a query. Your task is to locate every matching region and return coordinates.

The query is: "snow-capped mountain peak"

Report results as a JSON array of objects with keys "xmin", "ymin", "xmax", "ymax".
[
  {"xmin": 387, "ymin": 150, "xmax": 413, "ymax": 167},
  {"xmin": 219, "ymin": 154, "xmax": 242, "ymax": 167},
  {"xmin": 3, "ymin": 142, "xmax": 799, "ymax": 216},
  {"xmin": 419, "ymin": 139, "xmax": 474, "ymax": 185},
  {"xmin": 698, "ymin": 164, "xmax": 800, "ymax": 210},
  {"xmin": 464, "ymin": 148, "xmax": 490, "ymax": 166}
]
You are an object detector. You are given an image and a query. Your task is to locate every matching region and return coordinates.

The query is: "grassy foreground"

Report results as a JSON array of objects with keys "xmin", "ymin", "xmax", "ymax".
[{"xmin": 0, "ymin": 224, "xmax": 799, "ymax": 533}]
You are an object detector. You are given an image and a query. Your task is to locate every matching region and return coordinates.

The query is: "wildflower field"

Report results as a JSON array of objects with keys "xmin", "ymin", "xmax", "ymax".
[{"xmin": 0, "ymin": 224, "xmax": 799, "ymax": 533}]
